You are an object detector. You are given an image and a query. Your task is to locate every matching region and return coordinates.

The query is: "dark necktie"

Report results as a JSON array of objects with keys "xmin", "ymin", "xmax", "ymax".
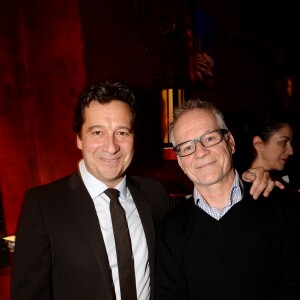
[{"xmin": 104, "ymin": 188, "xmax": 137, "ymax": 300}]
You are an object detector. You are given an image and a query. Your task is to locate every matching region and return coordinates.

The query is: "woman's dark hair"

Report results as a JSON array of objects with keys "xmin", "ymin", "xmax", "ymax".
[
  {"xmin": 248, "ymin": 111, "xmax": 293, "ymax": 143},
  {"xmin": 236, "ymin": 110, "xmax": 294, "ymax": 171},
  {"xmin": 73, "ymin": 81, "xmax": 137, "ymax": 137}
]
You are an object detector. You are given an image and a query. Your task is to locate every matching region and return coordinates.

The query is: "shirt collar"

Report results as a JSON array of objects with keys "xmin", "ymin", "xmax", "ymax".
[
  {"xmin": 193, "ymin": 169, "xmax": 244, "ymax": 205},
  {"xmin": 78, "ymin": 159, "xmax": 127, "ymax": 199}
]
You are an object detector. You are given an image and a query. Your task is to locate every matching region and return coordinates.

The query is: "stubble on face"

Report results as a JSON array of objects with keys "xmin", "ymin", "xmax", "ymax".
[
  {"xmin": 174, "ymin": 109, "xmax": 235, "ymax": 190},
  {"xmin": 77, "ymin": 101, "xmax": 135, "ymax": 187}
]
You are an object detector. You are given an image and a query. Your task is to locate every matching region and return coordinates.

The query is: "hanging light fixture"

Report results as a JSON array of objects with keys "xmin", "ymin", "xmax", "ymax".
[{"xmin": 161, "ymin": 87, "xmax": 185, "ymax": 160}]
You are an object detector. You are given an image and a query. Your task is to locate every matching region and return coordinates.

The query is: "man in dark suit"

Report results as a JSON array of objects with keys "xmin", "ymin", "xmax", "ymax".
[{"xmin": 11, "ymin": 81, "xmax": 278, "ymax": 300}]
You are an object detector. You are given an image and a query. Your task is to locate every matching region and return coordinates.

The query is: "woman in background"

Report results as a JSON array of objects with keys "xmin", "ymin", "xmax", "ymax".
[
  {"xmin": 250, "ymin": 112, "xmax": 293, "ymax": 173},
  {"xmin": 243, "ymin": 111, "xmax": 298, "ymax": 192}
]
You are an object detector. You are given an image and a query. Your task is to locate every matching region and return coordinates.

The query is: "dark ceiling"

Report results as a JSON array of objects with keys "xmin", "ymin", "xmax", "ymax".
[{"xmin": 239, "ymin": 1, "xmax": 300, "ymax": 72}]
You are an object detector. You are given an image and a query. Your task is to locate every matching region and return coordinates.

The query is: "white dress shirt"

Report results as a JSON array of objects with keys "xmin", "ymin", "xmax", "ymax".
[{"xmin": 79, "ymin": 160, "xmax": 150, "ymax": 299}]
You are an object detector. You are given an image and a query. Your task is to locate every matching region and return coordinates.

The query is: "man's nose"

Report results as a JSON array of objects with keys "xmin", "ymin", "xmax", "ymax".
[
  {"xmin": 194, "ymin": 141, "xmax": 209, "ymax": 156},
  {"xmin": 103, "ymin": 136, "xmax": 120, "ymax": 152}
]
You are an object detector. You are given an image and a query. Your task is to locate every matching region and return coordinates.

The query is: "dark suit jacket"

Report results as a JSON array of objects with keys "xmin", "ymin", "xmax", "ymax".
[{"xmin": 11, "ymin": 172, "xmax": 173, "ymax": 300}]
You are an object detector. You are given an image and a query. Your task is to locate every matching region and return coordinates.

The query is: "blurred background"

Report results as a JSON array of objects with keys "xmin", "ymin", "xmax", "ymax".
[{"xmin": 0, "ymin": 1, "xmax": 300, "ymax": 287}]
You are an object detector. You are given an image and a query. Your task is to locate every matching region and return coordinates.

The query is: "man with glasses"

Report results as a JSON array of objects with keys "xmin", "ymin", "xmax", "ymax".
[{"xmin": 155, "ymin": 98, "xmax": 300, "ymax": 299}]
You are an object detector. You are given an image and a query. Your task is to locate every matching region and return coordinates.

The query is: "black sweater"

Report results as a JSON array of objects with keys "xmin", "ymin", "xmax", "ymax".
[{"xmin": 155, "ymin": 184, "xmax": 300, "ymax": 300}]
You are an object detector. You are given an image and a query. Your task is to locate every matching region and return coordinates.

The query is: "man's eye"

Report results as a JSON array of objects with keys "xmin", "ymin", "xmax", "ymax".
[
  {"xmin": 207, "ymin": 136, "xmax": 215, "ymax": 142},
  {"xmin": 183, "ymin": 145, "xmax": 193, "ymax": 153},
  {"xmin": 117, "ymin": 131, "xmax": 130, "ymax": 137},
  {"xmin": 204, "ymin": 135, "xmax": 217, "ymax": 144},
  {"xmin": 92, "ymin": 130, "xmax": 101, "ymax": 136}
]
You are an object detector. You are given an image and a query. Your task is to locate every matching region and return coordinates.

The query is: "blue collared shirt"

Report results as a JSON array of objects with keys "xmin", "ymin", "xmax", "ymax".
[{"xmin": 194, "ymin": 170, "xmax": 244, "ymax": 220}]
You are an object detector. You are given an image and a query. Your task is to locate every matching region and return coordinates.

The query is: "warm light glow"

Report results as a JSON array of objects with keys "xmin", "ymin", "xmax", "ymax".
[{"xmin": 161, "ymin": 88, "xmax": 185, "ymax": 159}]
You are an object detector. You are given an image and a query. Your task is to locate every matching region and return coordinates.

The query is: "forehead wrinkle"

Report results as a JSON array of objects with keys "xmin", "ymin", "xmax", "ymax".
[{"xmin": 172, "ymin": 109, "xmax": 219, "ymax": 145}]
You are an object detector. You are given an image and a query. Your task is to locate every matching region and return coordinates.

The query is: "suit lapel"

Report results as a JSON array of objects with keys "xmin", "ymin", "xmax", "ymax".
[
  {"xmin": 127, "ymin": 178, "xmax": 156, "ymax": 269},
  {"xmin": 68, "ymin": 173, "xmax": 114, "ymax": 295},
  {"xmin": 66, "ymin": 174, "xmax": 156, "ymax": 299},
  {"xmin": 127, "ymin": 178, "xmax": 155, "ymax": 243}
]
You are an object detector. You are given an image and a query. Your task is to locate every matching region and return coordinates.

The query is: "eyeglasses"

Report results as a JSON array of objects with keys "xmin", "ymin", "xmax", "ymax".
[{"xmin": 173, "ymin": 129, "xmax": 229, "ymax": 157}]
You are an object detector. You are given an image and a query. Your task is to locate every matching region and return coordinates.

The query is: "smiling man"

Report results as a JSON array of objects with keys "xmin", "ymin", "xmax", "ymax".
[
  {"xmin": 155, "ymin": 98, "xmax": 300, "ymax": 300},
  {"xmin": 11, "ymin": 81, "xmax": 173, "ymax": 300},
  {"xmin": 11, "ymin": 82, "xmax": 282, "ymax": 300}
]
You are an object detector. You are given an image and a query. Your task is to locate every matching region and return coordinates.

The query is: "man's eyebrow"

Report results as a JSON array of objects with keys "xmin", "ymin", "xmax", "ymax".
[
  {"xmin": 87, "ymin": 125, "xmax": 103, "ymax": 131},
  {"xmin": 87, "ymin": 125, "xmax": 133, "ymax": 132}
]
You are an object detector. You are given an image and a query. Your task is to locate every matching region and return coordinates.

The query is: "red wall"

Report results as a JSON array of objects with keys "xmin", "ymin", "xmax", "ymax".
[
  {"xmin": 1, "ymin": 0, "xmax": 299, "ymax": 238},
  {"xmin": 0, "ymin": 0, "xmax": 86, "ymax": 235},
  {"xmin": 0, "ymin": 0, "xmax": 193, "ymax": 237}
]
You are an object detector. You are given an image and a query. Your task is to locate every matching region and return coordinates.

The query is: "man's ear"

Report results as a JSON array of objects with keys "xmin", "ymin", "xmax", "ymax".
[
  {"xmin": 77, "ymin": 134, "xmax": 83, "ymax": 150},
  {"xmin": 253, "ymin": 136, "xmax": 263, "ymax": 151},
  {"xmin": 228, "ymin": 132, "xmax": 236, "ymax": 154}
]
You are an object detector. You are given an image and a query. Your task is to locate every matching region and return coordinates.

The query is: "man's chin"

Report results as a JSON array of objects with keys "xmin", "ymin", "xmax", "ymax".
[
  {"xmin": 199, "ymin": 175, "xmax": 224, "ymax": 187},
  {"xmin": 198, "ymin": 179, "xmax": 217, "ymax": 187}
]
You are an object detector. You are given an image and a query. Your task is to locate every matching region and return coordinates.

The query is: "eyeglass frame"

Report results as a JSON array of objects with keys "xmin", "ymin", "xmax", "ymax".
[{"xmin": 173, "ymin": 129, "xmax": 229, "ymax": 157}]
